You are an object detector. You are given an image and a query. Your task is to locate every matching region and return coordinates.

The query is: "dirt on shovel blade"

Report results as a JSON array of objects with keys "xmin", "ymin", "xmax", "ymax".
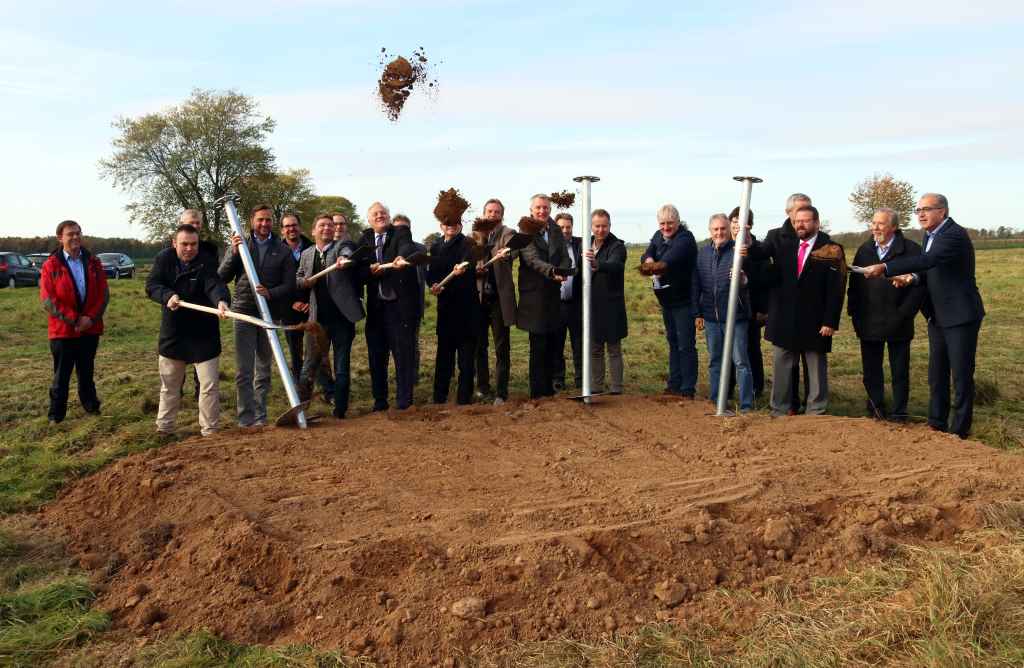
[
  {"xmin": 433, "ymin": 188, "xmax": 470, "ymax": 226},
  {"xmin": 377, "ymin": 47, "xmax": 437, "ymax": 122}
]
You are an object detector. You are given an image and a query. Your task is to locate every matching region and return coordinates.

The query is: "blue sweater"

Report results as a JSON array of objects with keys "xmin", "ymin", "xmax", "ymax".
[{"xmin": 692, "ymin": 240, "xmax": 750, "ymax": 323}]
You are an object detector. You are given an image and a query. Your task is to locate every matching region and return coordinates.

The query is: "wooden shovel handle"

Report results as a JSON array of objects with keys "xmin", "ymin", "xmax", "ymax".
[{"xmin": 177, "ymin": 300, "xmax": 282, "ymax": 329}]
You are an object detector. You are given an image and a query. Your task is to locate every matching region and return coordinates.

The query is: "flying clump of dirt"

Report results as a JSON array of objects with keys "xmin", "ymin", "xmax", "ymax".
[
  {"xmin": 433, "ymin": 188, "xmax": 470, "ymax": 227},
  {"xmin": 550, "ymin": 190, "xmax": 576, "ymax": 209},
  {"xmin": 377, "ymin": 47, "xmax": 437, "ymax": 122}
]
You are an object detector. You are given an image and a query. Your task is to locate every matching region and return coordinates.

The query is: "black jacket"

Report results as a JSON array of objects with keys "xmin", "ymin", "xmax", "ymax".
[
  {"xmin": 428, "ymin": 233, "xmax": 480, "ymax": 339},
  {"xmin": 358, "ymin": 225, "xmax": 421, "ymax": 324},
  {"xmin": 146, "ymin": 247, "xmax": 230, "ymax": 363},
  {"xmin": 744, "ymin": 233, "xmax": 773, "ymax": 317},
  {"xmin": 217, "ymin": 233, "xmax": 297, "ymax": 319},
  {"xmin": 883, "ymin": 218, "xmax": 985, "ymax": 328},
  {"xmin": 848, "ymin": 232, "xmax": 925, "ymax": 341},
  {"xmin": 283, "ymin": 235, "xmax": 314, "ymax": 324},
  {"xmin": 516, "ymin": 221, "xmax": 571, "ymax": 333},
  {"xmin": 640, "ymin": 227, "xmax": 698, "ymax": 308},
  {"xmin": 589, "ymin": 233, "xmax": 628, "ymax": 343}
]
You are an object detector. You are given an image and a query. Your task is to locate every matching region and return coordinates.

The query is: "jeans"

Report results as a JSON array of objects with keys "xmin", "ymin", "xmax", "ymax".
[
  {"xmin": 661, "ymin": 303, "xmax": 697, "ymax": 395},
  {"xmin": 234, "ymin": 321, "xmax": 272, "ymax": 426},
  {"xmin": 704, "ymin": 319, "xmax": 753, "ymax": 411}
]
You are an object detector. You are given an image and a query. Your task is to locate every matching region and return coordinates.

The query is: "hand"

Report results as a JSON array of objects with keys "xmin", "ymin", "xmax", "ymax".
[
  {"xmin": 496, "ymin": 247, "xmax": 511, "ymax": 260},
  {"xmin": 336, "ymin": 257, "xmax": 351, "ymax": 270},
  {"xmin": 254, "ymin": 285, "xmax": 270, "ymax": 297},
  {"xmin": 862, "ymin": 264, "xmax": 886, "ymax": 279},
  {"xmin": 819, "ymin": 325, "xmax": 835, "ymax": 337},
  {"xmin": 555, "ymin": 274, "xmax": 568, "ymax": 283},
  {"xmin": 452, "ymin": 262, "xmax": 467, "ymax": 276},
  {"xmin": 727, "ymin": 268, "xmax": 748, "ymax": 285},
  {"xmin": 292, "ymin": 301, "xmax": 309, "ymax": 314},
  {"xmin": 393, "ymin": 256, "xmax": 410, "ymax": 269},
  {"xmin": 890, "ymin": 273, "xmax": 914, "ymax": 288},
  {"xmin": 75, "ymin": 315, "xmax": 93, "ymax": 332},
  {"xmin": 643, "ymin": 257, "xmax": 654, "ymax": 265},
  {"xmin": 217, "ymin": 301, "xmax": 230, "ymax": 319},
  {"xmin": 695, "ymin": 316, "xmax": 704, "ymax": 332},
  {"xmin": 370, "ymin": 263, "xmax": 384, "ymax": 275},
  {"xmin": 739, "ymin": 244, "xmax": 749, "ymax": 257},
  {"xmin": 585, "ymin": 249, "xmax": 595, "ymax": 262},
  {"xmin": 430, "ymin": 283, "xmax": 443, "ymax": 295},
  {"xmin": 756, "ymin": 312, "xmax": 768, "ymax": 324},
  {"xmin": 475, "ymin": 267, "xmax": 487, "ymax": 277},
  {"xmin": 167, "ymin": 294, "xmax": 181, "ymax": 310},
  {"xmin": 229, "ymin": 234, "xmax": 243, "ymax": 250}
]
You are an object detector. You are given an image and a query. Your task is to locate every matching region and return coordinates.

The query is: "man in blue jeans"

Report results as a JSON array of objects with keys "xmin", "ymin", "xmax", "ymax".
[
  {"xmin": 693, "ymin": 214, "xmax": 754, "ymax": 411},
  {"xmin": 640, "ymin": 204, "xmax": 698, "ymax": 397}
]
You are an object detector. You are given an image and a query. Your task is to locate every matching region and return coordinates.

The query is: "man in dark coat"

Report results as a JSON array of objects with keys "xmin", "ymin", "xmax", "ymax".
[
  {"xmin": 585, "ymin": 209, "xmax": 628, "ymax": 394},
  {"xmin": 146, "ymin": 223, "xmax": 230, "ymax": 436},
  {"xmin": 862, "ymin": 193, "xmax": 985, "ymax": 438},
  {"xmin": 280, "ymin": 212, "xmax": 316, "ymax": 390},
  {"xmin": 428, "ymin": 221, "xmax": 480, "ymax": 404},
  {"xmin": 218, "ymin": 203, "xmax": 297, "ymax": 427},
  {"xmin": 359, "ymin": 202, "xmax": 420, "ymax": 410},
  {"xmin": 847, "ymin": 208, "xmax": 924, "ymax": 421},
  {"xmin": 473, "ymin": 199, "xmax": 517, "ymax": 405},
  {"xmin": 393, "ymin": 213, "xmax": 427, "ymax": 387},
  {"xmin": 516, "ymin": 194, "xmax": 571, "ymax": 399},
  {"xmin": 554, "ymin": 212, "xmax": 583, "ymax": 391},
  {"xmin": 748, "ymin": 205, "xmax": 845, "ymax": 416}
]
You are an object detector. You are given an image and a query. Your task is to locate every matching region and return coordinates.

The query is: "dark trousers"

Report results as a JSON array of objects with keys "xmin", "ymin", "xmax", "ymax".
[
  {"xmin": 554, "ymin": 300, "xmax": 583, "ymax": 390},
  {"xmin": 928, "ymin": 320, "xmax": 980, "ymax": 438},
  {"xmin": 366, "ymin": 301, "xmax": 416, "ymax": 410},
  {"xmin": 859, "ymin": 339, "xmax": 911, "ymax": 418},
  {"xmin": 528, "ymin": 330, "xmax": 561, "ymax": 399},
  {"xmin": 327, "ymin": 319, "xmax": 355, "ymax": 418},
  {"xmin": 48, "ymin": 335, "xmax": 101, "ymax": 422},
  {"xmin": 434, "ymin": 331, "xmax": 477, "ymax": 405},
  {"xmin": 475, "ymin": 301, "xmax": 511, "ymax": 399},
  {"xmin": 285, "ymin": 328, "xmax": 304, "ymax": 384},
  {"xmin": 727, "ymin": 320, "xmax": 765, "ymax": 399},
  {"xmin": 661, "ymin": 303, "xmax": 697, "ymax": 396}
]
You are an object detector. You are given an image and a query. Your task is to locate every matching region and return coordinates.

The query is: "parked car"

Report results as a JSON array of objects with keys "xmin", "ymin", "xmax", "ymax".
[
  {"xmin": 26, "ymin": 253, "xmax": 49, "ymax": 268},
  {"xmin": 97, "ymin": 253, "xmax": 135, "ymax": 279},
  {"xmin": 0, "ymin": 252, "xmax": 41, "ymax": 288}
]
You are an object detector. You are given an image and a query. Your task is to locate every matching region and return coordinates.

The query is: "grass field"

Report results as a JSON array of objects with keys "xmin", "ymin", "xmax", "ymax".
[{"xmin": 0, "ymin": 246, "xmax": 1021, "ymax": 666}]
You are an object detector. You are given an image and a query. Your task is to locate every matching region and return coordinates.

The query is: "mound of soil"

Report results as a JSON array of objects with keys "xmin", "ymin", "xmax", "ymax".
[
  {"xmin": 433, "ymin": 188, "xmax": 470, "ymax": 227},
  {"xmin": 40, "ymin": 397, "xmax": 1024, "ymax": 665},
  {"xmin": 550, "ymin": 190, "xmax": 576, "ymax": 210},
  {"xmin": 377, "ymin": 47, "xmax": 436, "ymax": 122}
]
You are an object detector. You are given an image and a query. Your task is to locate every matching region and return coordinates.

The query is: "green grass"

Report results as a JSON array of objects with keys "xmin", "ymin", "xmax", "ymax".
[{"xmin": 0, "ymin": 247, "xmax": 1021, "ymax": 665}]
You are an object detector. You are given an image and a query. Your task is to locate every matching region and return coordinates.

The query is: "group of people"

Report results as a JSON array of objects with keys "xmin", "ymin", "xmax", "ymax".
[{"xmin": 38, "ymin": 190, "xmax": 984, "ymax": 439}]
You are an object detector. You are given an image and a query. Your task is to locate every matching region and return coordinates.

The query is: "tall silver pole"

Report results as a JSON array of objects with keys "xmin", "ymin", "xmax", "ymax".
[
  {"xmin": 573, "ymin": 176, "xmax": 600, "ymax": 403},
  {"xmin": 716, "ymin": 176, "xmax": 763, "ymax": 416},
  {"xmin": 216, "ymin": 195, "xmax": 307, "ymax": 429}
]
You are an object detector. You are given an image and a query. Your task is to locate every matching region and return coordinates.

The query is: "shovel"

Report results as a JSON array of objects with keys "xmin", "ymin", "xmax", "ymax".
[
  {"xmin": 432, "ymin": 262, "xmax": 470, "ymax": 293},
  {"xmin": 304, "ymin": 245, "xmax": 371, "ymax": 284},
  {"xmin": 176, "ymin": 301, "xmax": 292, "ymax": 330},
  {"xmin": 275, "ymin": 401, "xmax": 315, "ymax": 427}
]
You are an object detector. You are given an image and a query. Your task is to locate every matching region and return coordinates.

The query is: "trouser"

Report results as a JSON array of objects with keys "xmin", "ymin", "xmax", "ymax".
[
  {"xmin": 366, "ymin": 302, "xmax": 416, "ymax": 410},
  {"xmin": 706, "ymin": 320, "xmax": 754, "ymax": 411},
  {"xmin": 48, "ymin": 335, "xmax": 101, "ymax": 422},
  {"xmin": 928, "ymin": 319, "xmax": 980, "ymax": 438},
  {"xmin": 660, "ymin": 303, "xmax": 697, "ymax": 395},
  {"xmin": 475, "ymin": 301, "xmax": 511, "ymax": 399},
  {"xmin": 157, "ymin": 355, "xmax": 220, "ymax": 435},
  {"xmin": 590, "ymin": 339, "xmax": 624, "ymax": 393},
  {"xmin": 727, "ymin": 320, "xmax": 765, "ymax": 400},
  {"xmin": 434, "ymin": 331, "xmax": 477, "ymax": 405},
  {"xmin": 859, "ymin": 339, "xmax": 911, "ymax": 418},
  {"xmin": 285, "ymin": 328, "xmax": 304, "ymax": 385},
  {"xmin": 771, "ymin": 346, "xmax": 828, "ymax": 416},
  {"xmin": 554, "ymin": 301, "xmax": 583, "ymax": 390},
  {"xmin": 234, "ymin": 321, "xmax": 272, "ymax": 426},
  {"xmin": 413, "ymin": 319, "xmax": 422, "ymax": 387},
  {"xmin": 528, "ymin": 330, "xmax": 561, "ymax": 399}
]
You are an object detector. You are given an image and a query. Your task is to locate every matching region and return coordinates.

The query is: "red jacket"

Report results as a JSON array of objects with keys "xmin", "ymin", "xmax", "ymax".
[{"xmin": 39, "ymin": 249, "xmax": 109, "ymax": 339}]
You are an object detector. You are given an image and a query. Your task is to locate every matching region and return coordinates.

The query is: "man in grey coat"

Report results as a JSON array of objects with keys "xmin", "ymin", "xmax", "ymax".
[
  {"xmin": 473, "ymin": 198, "xmax": 517, "ymax": 405},
  {"xmin": 516, "ymin": 194, "xmax": 571, "ymax": 399},
  {"xmin": 218, "ymin": 203, "xmax": 297, "ymax": 427}
]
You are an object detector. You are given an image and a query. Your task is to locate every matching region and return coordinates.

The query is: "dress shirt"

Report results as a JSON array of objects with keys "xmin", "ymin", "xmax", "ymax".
[{"xmin": 64, "ymin": 250, "xmax": 86, "ymax": 300}]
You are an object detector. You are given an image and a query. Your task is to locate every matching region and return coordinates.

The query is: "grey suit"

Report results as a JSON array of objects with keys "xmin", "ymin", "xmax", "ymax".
[{"xmin": 475, "ymin": 223, "xmax": 519, "ymax": 400}]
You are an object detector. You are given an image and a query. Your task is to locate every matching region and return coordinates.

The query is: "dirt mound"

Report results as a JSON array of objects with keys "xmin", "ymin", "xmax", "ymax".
[
  {"xmin": 433, "ymin": 188, "xmax": 470, "ymax": 226},
  {"xmin": 377, "ymin": 47, "xmax": 436, "ymax": 122},
  {"xmin": 550, "ymin": 190, "xmax": 576, "ymax": 210},
  {"xmin": 40, "ymin": 397, "xmax": 1024, "ymax": 665}
]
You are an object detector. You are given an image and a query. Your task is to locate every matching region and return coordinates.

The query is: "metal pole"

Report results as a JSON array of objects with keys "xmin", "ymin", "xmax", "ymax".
[
  {"xmin": 716, "ymin": 176, "xmax": 763, "ymax": 416},
  {"xmin": 216, "ymin": 195, "xmax": 307, "ymax": 429},
  {"xmin": 573, "ymin": 176, "xmax": 600, "ymax": 403}
]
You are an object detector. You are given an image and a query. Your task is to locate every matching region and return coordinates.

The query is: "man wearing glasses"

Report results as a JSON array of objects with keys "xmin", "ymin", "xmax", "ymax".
[
  {"xmin": 281, "ymin": 213, "xmax": 313, "ymax": 385},
  {"xmin": 861, "ymin": 194, "xmax": 985, "ymax": 438}
]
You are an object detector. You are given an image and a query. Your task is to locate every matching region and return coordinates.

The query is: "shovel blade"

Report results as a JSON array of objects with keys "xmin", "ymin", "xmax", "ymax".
[{"xmin": 275, "ymin": 401, "xmax": 311, "ymax": 427}]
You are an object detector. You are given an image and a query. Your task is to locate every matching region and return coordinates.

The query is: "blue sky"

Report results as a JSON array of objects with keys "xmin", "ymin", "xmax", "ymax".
[{"xmin": 3, "ymin": 0, "xmax": 1022, "ymax": 243}]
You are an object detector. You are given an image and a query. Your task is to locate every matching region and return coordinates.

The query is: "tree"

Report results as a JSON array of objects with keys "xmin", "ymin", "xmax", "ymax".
[
  {"xmin": 237, "ymin": 168, "xmax": 316, "ymax": 225},
  {"xmin": 99, "ymin": 89, "xmax": 276, "ymax": 241},
  {"xmin": 849, "ymin": 173, "xmax": 916, "ymax": 229},
  {"xmin": 295, "ymin": 195, "xmax": 364, "ymax": 238}
]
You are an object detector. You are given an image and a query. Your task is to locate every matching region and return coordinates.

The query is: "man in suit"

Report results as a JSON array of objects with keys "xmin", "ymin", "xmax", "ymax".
[
  {"xmin": 748, "ymin": 205, "xmax": 845, "ymax": 416},
  {"xmin": 848, "ymin": 208, "xmax": 925, "ymax": 422},
  {"xmin": 473, "ymin": 198, "xmax": 517, "ymax": 405},
  {"xmin": 295, "ymin": 213, "xmax": 365, "ymax": 418},
  {"xmin": 358, "ymin": 202, "xmax": 419, "ymax": 410},
  {"xmin": 218, "ymin": 203, "xmax": 297, "ymax": 427},
  {"xmin": 393, "ymin": 213, "xmax": 427, "ymax": 387},
  {"xmin": 280, "ymin": 212, "xmax": 315, "ymax": 390},
  {"xmin": 516, "ymin": 194, "xmax": 571, "ymax": 399},
  {"xmin": 553, "ymin": 212, "xmax": 583, "ymax": 391},
  {"xmin": 428, "ymin": 219, "xmax": 479, "ymax": 404},
  {"xmin": 862, "ymin": 193, "xmax": 985, "ymax": 438}
]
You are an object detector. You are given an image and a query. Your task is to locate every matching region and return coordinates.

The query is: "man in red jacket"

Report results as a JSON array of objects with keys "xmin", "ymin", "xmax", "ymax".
[{"xmin": 39, "ymin": 220, "xmax": 109, "ymax": 423}]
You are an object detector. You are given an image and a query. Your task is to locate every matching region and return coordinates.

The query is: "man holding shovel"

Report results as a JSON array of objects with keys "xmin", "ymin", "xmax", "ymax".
[{"xmin": 146, "ymin": 223, "xmax": 230, "ymax": 436}]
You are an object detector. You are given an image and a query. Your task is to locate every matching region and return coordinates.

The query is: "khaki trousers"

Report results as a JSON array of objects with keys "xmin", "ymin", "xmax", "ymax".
[
  {"xmin": 157, "ymin": 355, "xmax": 220, "ymax": 436},
  {"xmin": 591, "ymin": 340, "xmax": 624, "ymax": 393}
]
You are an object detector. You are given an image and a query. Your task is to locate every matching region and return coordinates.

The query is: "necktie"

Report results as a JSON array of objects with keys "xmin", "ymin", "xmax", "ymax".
[
  {"xmin": 375, "ymin": 234, "xmax": 384, "ymax": 263},
  {"xmin": 797, "ymin": 241, "xmax": 810, "ymax": 277},
  {"xmin": 923, "ymin": 232, "xmax": 933, "ymax": 253}
]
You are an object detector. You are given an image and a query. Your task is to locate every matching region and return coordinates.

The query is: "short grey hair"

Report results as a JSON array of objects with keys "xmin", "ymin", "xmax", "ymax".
[
  {"xmin": 708, "ymin": 213, "xmax": 729, "ymax": 227},
  {"xmin": 530, "ymin": 193, "xmax": 551, "ymax": 205},
  {"xmin": 874, "ymin": 207, "xmax": 899, "ymax": 228},
  {"xmin": 657, "ymin": 204, "xmax": 680, "ymax": 223},
  {"xmin": 921, "ymin": 192, "xmax": 949, "ymax": 211},
  {"xmin": 785, "ymin": 193, "xmax": 812, "ymax": 212},
  {"xmin": 179, "ymin": 208, "xmax": 203, "ymax": 223},
  {"xmin": 367, "ymin": 201, "xmax": 390, "ymax": 218}
]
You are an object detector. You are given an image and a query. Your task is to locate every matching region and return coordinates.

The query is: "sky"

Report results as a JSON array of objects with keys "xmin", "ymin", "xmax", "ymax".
[{"xmin": 2, "ymin": 0, "xmax": 1023, "ymax": 243}]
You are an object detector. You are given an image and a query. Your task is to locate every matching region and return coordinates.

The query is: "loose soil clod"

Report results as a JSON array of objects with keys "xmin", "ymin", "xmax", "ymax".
[
  {"xmin": 377, "ymin": 47, "xmax": 437, "ymax": 122},
  {"xmin": 550, "ymin": 190, "xmax": 576, "ymax": 210},
  {"xmin": 518, "ymin": 216, "xmax": 547, "ymax": 236},
  {"xmin": 433, "ymin": 188, "xmax": 470, "ymax": 227}
]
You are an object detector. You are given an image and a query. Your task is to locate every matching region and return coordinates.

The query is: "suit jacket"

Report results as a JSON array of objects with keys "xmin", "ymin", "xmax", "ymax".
[
  {"xmin": 217, "ymin": 233, "xmax": 296, "ymax": 319},
  {"xmin": 883, "ymin": 218, "xmax": 985, "ymax": 328},
  {"xmin": 484, "ymin": 223, "xmax": 518, "ymax": 327},
  {"xmin": 750, "ymin": 230, "xmax": 846, "ymax": 353},
  {"xmin": 283, "ymin": 235, "xmax": 314, "ymax": 324},
  {"xmin": 848, "ymin": 233, "xmax": 924, "ymax": 341},
  {"xmin": 428, "ymin": 233, "xmax": 480, "ymax": 339},
  {"xmin": 516, "ymin": 221, "xmax": 571, "ymax": 333},
  {"xmin": 296, "ymin": 241, "xmax": 365, "ymax": 326},
  {"xmin": 590, "ymin": 233, "xmax": 628, "ymax": 343},
  {"xmin": 357, "ymin": 225, "xmax": 421, "ymax": 324}
]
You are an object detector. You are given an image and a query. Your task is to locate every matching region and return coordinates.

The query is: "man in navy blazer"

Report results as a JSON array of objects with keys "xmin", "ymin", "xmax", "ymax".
[{"xmin": 862, "ymin": 193, "xmax": 985, "ymax": 438}]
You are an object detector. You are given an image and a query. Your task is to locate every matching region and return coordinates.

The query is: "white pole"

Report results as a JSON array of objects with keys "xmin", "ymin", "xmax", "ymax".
[
  {"xmin": 217, "ymin": 195, "xmax": 307, "ymax": 429},
  {"xmin": 573, "ymin": 175, "xmax": 599, "ymax": 403},
  {"xmin": 716, "ymin": 176, "xmax": 762, "ymax": 416}
]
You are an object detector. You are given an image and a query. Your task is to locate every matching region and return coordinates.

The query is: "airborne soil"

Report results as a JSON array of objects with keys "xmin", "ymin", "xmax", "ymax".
[{"xmin": 40, "ymin": 395, "xmax": 1024, "ymax": 665}]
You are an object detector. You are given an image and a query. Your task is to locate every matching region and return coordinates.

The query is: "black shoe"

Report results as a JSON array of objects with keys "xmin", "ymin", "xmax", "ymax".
[
  {"xmin": 83, "ymin": 405, "xmax": 101, "ymax": 415},
  {"xmin": 372, "ymin": 402, "xmax": 389, "ymax": 412},
  {"xmin": 552, "ymin": 380, "xmax": 565, "ymax": 392},
  {"xmin": 887, "ymin": 414, "xmax": 908, "ymax": 424}
]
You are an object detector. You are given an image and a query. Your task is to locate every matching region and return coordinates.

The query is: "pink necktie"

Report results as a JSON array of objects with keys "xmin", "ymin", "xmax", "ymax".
[{"xmin": 797, "ymin": 241, "xmax": 810, "ymax": 277}]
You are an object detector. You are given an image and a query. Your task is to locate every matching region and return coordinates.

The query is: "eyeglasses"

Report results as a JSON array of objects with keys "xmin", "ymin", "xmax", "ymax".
[
  {"xmin": 914, "ymin": 206, "xmax": 943, "ymax": 214},
  {"xmin": 282, "ymin": 224, "xmax": 298, "ymax": 229}
]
